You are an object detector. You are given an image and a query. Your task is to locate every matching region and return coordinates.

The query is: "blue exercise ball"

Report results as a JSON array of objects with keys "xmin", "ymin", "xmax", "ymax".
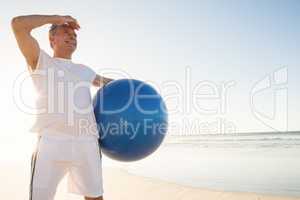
[{"xmin": 93, "ymin": 79, "xmax": 168, "ymax": 162}]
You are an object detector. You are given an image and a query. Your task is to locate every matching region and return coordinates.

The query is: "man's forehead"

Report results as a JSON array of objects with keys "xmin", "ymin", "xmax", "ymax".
[
  {"xmin": 50, "ymin": 24, "xmax": 77, "ymax": 34},
  {"xmin": 58, "ymin": 25, "xmax": 76, "ymax": 32}
]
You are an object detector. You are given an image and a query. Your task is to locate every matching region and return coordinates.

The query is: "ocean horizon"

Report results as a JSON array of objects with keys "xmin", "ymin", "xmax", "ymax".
[{"xmin": 116, "ymin": 131, "xmax": 300, "ymax": 197}]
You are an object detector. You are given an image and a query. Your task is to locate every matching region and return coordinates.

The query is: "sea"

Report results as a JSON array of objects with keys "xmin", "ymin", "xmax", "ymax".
[{"xmin": 107, "ymin": 132, "xmax": 300, "ymax": 197}]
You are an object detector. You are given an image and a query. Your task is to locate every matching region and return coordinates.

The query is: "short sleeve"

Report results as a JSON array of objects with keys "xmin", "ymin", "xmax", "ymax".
[
  {"xmin": 28, "ymin": 49, "xmax": 52, "ymax": 74},
  {"xmin": 82, "ymin": 65, "xmax": 97, "ymax": 83}
]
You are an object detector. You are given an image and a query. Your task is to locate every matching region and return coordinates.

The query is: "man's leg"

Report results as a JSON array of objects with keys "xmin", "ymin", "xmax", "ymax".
[
  {"xmin": 68, "ymin": 137, "xmax": 103, "ymax": 198},
  {"xmin": 30, "ymin": 136, "xmax": 68, "ymax": 200}
]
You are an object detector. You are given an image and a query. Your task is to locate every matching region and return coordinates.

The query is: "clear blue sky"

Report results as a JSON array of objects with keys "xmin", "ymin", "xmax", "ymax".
[{"xmin": 1, "ymin": 0, "xmax": 300, "ymax": 140}]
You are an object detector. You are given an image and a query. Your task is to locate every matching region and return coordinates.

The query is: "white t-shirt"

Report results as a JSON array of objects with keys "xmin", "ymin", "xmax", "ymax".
[{"xmin": 29, "ymin": 49, "xmax": 99, "ymax": 137}]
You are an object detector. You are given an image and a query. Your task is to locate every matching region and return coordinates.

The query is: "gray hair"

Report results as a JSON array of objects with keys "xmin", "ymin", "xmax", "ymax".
[{"xmin": 49, "ymin": 24, "xmax": 70, "ymax": 35}]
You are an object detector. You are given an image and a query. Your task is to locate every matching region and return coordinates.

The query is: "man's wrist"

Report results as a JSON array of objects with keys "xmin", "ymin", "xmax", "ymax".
[
  {"xmin": 104, "ymin": 78, "xmax": 113, "ymax": 85},
  {"xmin": 47, "ymin": 15, "xmax": 61, "ymax": 24}
]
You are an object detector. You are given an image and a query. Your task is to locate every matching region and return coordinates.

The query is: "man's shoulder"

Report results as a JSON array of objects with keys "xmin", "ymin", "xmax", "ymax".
[{"xmin": 75, "ymin": 63, "xmax": 94, "ymax": 72}]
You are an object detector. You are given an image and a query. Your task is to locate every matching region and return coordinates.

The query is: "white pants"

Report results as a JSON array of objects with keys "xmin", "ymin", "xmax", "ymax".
[{"xmin": 29, "ymin": 134, "xmax": 103, "ymax": 200}]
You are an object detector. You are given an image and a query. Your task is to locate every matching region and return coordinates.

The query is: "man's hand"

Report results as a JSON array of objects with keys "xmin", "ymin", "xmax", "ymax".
[
  {"xmin": 51, "ymin": 15, "xmax": 80, "ymax": 30},
  {"xmin": 93, "ymin": 74, "xmax": 114, "ymax": 87}
]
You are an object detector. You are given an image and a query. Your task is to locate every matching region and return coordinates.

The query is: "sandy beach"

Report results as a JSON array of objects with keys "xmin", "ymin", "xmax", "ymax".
[
  {"xmin": 56, "ymin": 167, "xmax": 300, "ymax": 200},
  {"xmin": 1, "ymin": 160, "xmax": 300, "ymax": 200},
  {"xmin": 98, "ymin": 167, "xmax": 300, "ymax": 200}
]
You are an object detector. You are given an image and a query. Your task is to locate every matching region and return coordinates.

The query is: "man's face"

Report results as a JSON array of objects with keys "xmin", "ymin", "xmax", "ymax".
[{"xmin": 50, "ymin": 26, "xmax": 77, "ymax": 54}]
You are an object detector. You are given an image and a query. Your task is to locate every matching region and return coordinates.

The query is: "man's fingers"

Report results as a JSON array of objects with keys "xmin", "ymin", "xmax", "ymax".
[
  {"xmin": 68, "ymin": 21, "xmax": 80, "ymax": 29},
  {"xmin": 68, "ymin": 21, "xmax": 80, "ymax": 30},
  {"xmin": 52, "ymin": 15, "xmax": 80, "ymax": 30},
  {"xmin": 64, "ymin": 16, "xmax": 80, "ymax": 29}
]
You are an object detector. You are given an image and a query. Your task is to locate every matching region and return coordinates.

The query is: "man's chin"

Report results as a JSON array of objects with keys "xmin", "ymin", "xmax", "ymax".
[{"xmin": 64, "ymin": 46, "xmax": 77, "ymax": 54}]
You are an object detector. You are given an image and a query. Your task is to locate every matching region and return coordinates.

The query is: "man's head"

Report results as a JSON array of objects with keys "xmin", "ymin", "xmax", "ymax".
[{"xmin": 49, "ymin": 24, "xmax": 77, "ymax": 57}]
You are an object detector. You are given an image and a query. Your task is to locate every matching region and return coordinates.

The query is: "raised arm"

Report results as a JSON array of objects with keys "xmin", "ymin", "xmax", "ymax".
[
  {"xmin": 92, "ymin": 74, "xmax": 114, "ymax": 87},
  {"xmin": 11, "ymin": 15, "xmax": 80, "ymax": 71}
]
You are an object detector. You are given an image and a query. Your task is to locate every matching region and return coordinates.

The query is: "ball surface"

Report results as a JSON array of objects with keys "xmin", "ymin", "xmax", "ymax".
[{"xmin": 93, "ymin": 79, "xmax": 168, "ymax": 161}]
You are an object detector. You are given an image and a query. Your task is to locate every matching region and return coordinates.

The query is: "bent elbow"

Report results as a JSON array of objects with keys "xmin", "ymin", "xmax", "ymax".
[
  {"xmin": 11, "ymin": 16, "xmax": 26, "ymax": 32},
  {"xmin": 11, "ymin": 17, "xmax": 20, "ymax": 30}
]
